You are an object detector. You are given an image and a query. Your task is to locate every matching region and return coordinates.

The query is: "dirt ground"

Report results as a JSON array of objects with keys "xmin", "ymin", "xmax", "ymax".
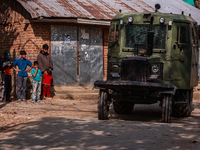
[
  {"xmin": 0, "ymin": 99, "xmax": 98, "ymax": 130},
  {"xmin": 0, "ymin": 99, "xmax": 200, "ymax": 150}
]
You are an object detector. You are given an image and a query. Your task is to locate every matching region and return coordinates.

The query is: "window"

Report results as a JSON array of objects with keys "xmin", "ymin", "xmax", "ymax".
[
  {"xmin": 180, "ymin": 26, "xmax": 188, "ymax": 43},
  {"xmin": 125, "ymin": 24, "xmax": 166, "ymax": 49},
  {"xmin": 176, "ymin": 25, "xmax": 189, "ymax": 44},
  {"xmin": 192, "ymin": 27, "xmax": 198, "ymax": 45}
]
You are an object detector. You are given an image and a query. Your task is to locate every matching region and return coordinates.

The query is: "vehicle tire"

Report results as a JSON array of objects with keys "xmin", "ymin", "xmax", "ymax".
[
  {"xmin": 161, "ymin": 94, "xmax": 172, "ymax": 123},
  {"xmin": 98, "ymin": 90, "xmax": 109, "ymax": 120},
  {"xmin": 172, "ymin": 89, "xmax": 193, "ymax": 117},
  {"xmin": 113, "ymin": 101, "xmax": 134, "ymax": 114}
]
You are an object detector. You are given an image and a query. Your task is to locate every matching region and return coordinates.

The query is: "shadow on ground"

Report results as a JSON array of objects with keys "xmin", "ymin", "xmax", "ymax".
[
  {"xmin": 0, "ymin": 116, "xmax": 200, "ymax": 150},
  {"xmin": 110, "ymin": 103, "xmax": 162, "ymax": 122}
]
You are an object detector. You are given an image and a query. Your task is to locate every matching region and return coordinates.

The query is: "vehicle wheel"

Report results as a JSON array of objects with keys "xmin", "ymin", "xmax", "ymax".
[
  {"xmin": 98, "ymin": 90, "xmax": 109, "ymax": 120},
  {"xmin": 161, "ymin": 94, "xmax": 172, "ymax": 123},
  {"xmin": 172, "ymin": 89, "xmax": 193, "ymax": 117},
  {"xmin": 113, "ymin": 101, "xmax": 134, "ymax": 114}
]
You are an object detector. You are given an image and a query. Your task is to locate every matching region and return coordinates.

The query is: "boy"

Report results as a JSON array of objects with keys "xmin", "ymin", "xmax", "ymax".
[
  {"xmin": 37, "ymin": 44, "xmax": 53, "ymax": 73},
  {"xmin": 31, "ymin": 61, "xmax": 42, "ymax": 102},
  {"xmin": 0, "ymin": 51, "xmax": 12, "ymax": 102},
  {"xmin": 13, "ymin": 51, "xmax": 33, "ymax": 102}
]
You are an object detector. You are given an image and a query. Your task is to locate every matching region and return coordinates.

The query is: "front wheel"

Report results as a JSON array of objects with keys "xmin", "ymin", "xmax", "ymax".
[
  {"xmin": 161, "ymin": 94, "xmax": 172, "ymax": 123},
  {"xmin": 172, "ymin": 89, "xmax": 193, "ymax": 117},
  {"xmin": 98, "ymin": 90, "xmax": 109, "ymax": 120}
]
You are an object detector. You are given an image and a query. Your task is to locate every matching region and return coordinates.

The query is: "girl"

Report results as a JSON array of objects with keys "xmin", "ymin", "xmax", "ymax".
[{"xmin": 43, "ymin": 69, "xmax": 52, "ymax": 99}]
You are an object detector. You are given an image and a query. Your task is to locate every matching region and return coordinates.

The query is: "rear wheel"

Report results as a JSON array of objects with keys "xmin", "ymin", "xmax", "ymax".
[
  {"xmin": 113, "ymin": 101, "xmax": 134, "ymax": 114},
  {"xmin": 161, "ymin": 94, "xmax": 172, "ymax": 123},
  {"xmin": 172, "ymin": 89, "xmax": 193, "ymax": 117},
  {"xmin": 98, "ymin": 90, "xmax": 109, "ymax": 120}
]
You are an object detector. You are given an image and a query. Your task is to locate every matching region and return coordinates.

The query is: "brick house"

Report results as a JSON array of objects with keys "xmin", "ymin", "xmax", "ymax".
[{"xmin": 1, "ymin": 0, "xmax": 200, "ymax": 89}]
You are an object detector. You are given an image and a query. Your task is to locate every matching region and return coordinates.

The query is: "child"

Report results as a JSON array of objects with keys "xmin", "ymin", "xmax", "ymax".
[
  {"xmin": 13, "ymin": 51, "xmax": 33, "ymax": 102},
  {"xmin": 43, "ymin": 69, "xmax": 52, "ymax": 99},
  {"xmin": 31, "ymin": 61, "xmax": 42, "ymax": 102},
  {"xmin": 1, "ymin": 51, "xmax": 12, "ymax": 102}
]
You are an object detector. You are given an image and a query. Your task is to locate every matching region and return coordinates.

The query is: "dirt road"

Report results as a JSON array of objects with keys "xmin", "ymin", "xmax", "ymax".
[{"xmin": 0, "ymin": 99, "xmax": 200, "ymax": 150}]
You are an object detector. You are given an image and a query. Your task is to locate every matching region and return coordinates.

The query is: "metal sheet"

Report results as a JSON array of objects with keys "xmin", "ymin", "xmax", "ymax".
[
  {"xmin": 17, "ymin": 0, "xmax": 200, "ymax": 24},
  {"xmin": 51, "ymin": 25, "xmax": 77, "ymax": 85},
  {"xmin": 79, "ymin": 27, "xmax": 103, "ymax": 85}
]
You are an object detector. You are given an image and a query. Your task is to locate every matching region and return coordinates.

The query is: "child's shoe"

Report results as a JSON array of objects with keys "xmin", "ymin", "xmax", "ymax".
[{"xmin": 22, "ymin": 99, "xmax": 27, "ymax": 102}]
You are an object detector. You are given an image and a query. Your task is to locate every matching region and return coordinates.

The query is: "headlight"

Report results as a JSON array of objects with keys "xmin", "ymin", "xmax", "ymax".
[
  {"xmin": 128, "ymin": 17, "xmax": 133, "ymax": 23},
  {"xmin": 120, "ymin": 19, "xmax": 124, "ymax": 25},
  {"xmin": 159, "ymin": 17, "xmax": 165, "ymax": 24},
  {"xmin": 112, "ymin": 64, "xmax": 119, "ymax": 71},
  {"xmin": 168, "ymin": 21, "xmax": 173, "ymax": 26},
  {"xmin": 110, "ymin": 63, "xmax": 121, "ymax": 78}
]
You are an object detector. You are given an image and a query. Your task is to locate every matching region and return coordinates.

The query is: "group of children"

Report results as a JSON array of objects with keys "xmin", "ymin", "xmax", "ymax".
[
  {"xmin": 0, "ymin": 50, "xmax": 53, "ymax": 103},
  {"xmin": 31, "ymin": 61, "xmax": 53, "ymax": 102}
]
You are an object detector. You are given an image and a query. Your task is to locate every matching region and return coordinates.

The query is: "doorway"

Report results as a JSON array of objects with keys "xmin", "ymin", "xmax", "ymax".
[{"xmin": 51, "ymin": 25, "xmax": 103, "ymax": 85}]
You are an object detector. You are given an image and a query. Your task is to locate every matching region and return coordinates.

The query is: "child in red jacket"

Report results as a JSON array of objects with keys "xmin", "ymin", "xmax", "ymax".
[{"xmin": 43, "ymin": 70, "xmax": 52, "ymax": 99}]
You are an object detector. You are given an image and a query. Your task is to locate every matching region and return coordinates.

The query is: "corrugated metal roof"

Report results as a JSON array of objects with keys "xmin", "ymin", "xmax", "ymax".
[{"xmin": 17, "ymin": 0, "xmax": 200, "ymax": 24}]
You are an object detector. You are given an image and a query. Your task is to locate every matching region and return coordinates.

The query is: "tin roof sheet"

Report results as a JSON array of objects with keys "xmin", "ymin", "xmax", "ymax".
[{"xmin": 17, "ymin": 0, "xmax": 200, "ymax": 24}]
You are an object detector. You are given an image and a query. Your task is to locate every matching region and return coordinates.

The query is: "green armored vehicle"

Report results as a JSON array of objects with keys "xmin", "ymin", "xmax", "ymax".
[{"xmin": 94, "ymin": 5, "xmax": 199, "ymax": 123}]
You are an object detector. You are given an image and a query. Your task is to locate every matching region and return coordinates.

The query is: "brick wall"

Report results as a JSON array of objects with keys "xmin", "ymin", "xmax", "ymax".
[
  {"xmin": 0, "ymin": 0, "xmax": 51, "ymax": 98},
  {"xmin": 0, "ymin": 0, "xmax": 51, "ymax": 63}
]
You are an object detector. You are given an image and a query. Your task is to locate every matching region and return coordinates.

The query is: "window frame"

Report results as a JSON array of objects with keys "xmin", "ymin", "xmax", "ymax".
[{"xmin": 176, "ymin": 24, "xmax": 190, "ymax": 44}]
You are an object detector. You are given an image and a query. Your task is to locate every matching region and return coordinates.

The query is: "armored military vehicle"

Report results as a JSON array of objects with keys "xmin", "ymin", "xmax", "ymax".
[{"xmin": 94, "ymin": 4, "xmax": 199, "ymax": 123}]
